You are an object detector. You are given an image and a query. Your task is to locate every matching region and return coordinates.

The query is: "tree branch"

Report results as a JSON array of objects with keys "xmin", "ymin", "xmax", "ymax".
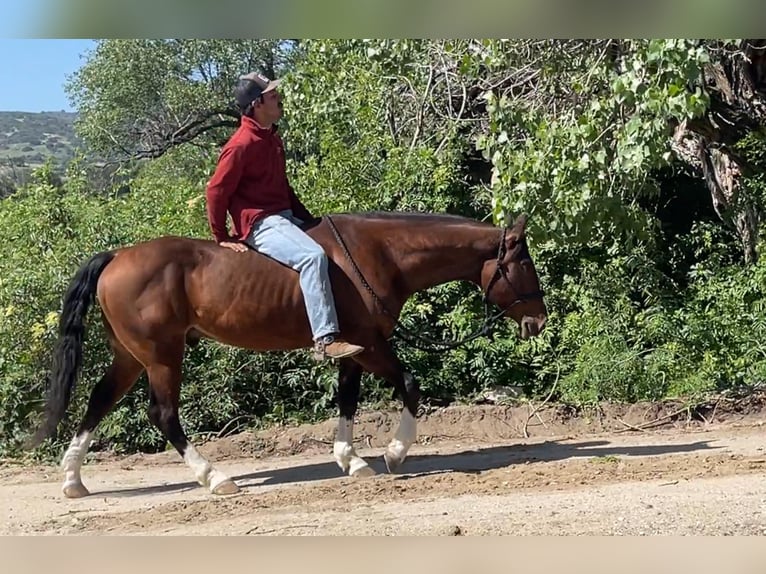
[{"xmin": 104, "ymin": 108, "xmax": 240, "ymax": 164}]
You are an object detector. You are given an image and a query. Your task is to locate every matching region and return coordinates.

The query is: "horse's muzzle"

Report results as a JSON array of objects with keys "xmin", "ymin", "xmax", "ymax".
[{"xmin": 520, "ymin": 314, "xmax": 547, "ymax": 339}]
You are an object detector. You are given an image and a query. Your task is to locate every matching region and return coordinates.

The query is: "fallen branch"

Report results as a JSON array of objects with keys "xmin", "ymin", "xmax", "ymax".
[
  {"xmin": 244, "ymin": 524, "xmax": 319, "ymax": 535},
  {"xmin": 522, "ymin": 364, "xmax": 561, "ymax": 439},
  {"xmin": 699, "ymin": 395, "xmax": 723, "ymax": 426},
  {"xmin": 615, "ymin": 406, "xmax": 691, "ymax": 433},
  {"xmin": 216, "ymin": 414, "xmax": 259, "ymax": 439},
  {"xmin": 616, "ymin": 418, "xmax": 648, "ymax": 433}
]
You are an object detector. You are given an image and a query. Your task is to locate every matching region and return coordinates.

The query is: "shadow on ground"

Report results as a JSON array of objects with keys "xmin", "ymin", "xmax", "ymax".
[{"xmin": 92, "ymin": 437, "xmax": 720, "ymax": 498}]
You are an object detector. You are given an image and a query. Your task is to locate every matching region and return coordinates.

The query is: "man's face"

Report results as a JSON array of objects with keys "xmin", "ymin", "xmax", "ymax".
[{"xmin": 258, "ymin": 89, "xmax": 282, "ymax": 122}]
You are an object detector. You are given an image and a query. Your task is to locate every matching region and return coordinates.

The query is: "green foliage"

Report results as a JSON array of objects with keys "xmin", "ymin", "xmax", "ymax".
[
  {"xmin": 281, "ymin": 40, "xmax": 470, "ymax": 217},
  {"xmin": 734, "ymin": 130, "xmax": 766, "ymax": 241},
  {"xmin": 478, "ymin": 39, "xmax": 710, "ymax": 250}
]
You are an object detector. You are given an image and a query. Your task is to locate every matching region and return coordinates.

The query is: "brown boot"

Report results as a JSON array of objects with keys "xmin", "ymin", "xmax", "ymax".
[{"xmin": 313, "ymin": 335, "xmax": 364, "ymax": 360}]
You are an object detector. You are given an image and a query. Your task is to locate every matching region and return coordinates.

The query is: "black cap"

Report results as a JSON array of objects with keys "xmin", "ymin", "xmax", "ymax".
[{"xmin": 233, "ymin": 72, "xmax": 281, "ymax": 110}]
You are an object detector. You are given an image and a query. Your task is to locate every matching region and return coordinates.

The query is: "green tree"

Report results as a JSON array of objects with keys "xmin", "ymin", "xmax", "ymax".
[
  {"xmin": 67, "ymin": 39, "xmax": 300, "ymax": 162},
  {"xmin": 671, "ymin": 40, "xmax": 766, "ymax": 264}
]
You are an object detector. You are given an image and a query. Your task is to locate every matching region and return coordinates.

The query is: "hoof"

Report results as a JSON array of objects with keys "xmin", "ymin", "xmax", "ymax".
[
  {"xmin": 211, "ymin": 479, "xmax": 240, "ymax": 495},
  {"xmin": 384, "ymin": 452, "xmax": 404, "ymax": 474},
  {"xmin": 350, "ymin": 465, "xmax": 377, "ymax": 478},
  {"xmin": 62, "ymin": 482, "xmax": 90, "ymax": 498}
]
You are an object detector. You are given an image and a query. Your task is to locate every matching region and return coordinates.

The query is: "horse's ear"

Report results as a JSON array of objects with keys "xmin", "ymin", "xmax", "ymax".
[
  {"xmin": 503, "ymin": 212, "xmax": 528, "ymax": 231},
  {"xmin": 502, "ymin": 213, "xmax": 528, "ymax": 259},
  {"xmin": 507, "ymin": 213, "xmax": 528, "ymax": 241}
]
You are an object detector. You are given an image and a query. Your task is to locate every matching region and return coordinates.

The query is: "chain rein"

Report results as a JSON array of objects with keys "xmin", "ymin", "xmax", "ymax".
[{"xmin": 324, "ymin": 215, "xmax": 538, "ymax": 352}]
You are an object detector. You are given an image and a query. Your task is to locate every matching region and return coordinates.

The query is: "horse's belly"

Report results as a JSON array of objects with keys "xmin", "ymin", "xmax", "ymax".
[{"xmin": 189, "ymin": 280, "xmax": 315, "ymax": 351}]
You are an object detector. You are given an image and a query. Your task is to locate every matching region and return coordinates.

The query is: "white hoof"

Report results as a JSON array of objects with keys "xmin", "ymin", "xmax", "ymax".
[
  {"xmin": 211, "ymin": 479, "xmax": 240, "ymax": 495},
  {"xmin": 335, "ymin": 458, "xmax": 350, "ymax": 474},
  {"xmin": 350, "ymin": 465, "xmax": 377, "ymax": 478},
  {"xmin": 62, "ymin": 482, "xmax": 90, "ymax": 498},
  {"xmin": 384, "ymin": 451, "xmax": 405, "ymax": 474}
]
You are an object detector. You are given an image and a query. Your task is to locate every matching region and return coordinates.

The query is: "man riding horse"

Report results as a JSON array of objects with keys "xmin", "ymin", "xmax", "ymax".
[
  {"xmin": 27, "ymin": 69, "xmax": 547, "ymax": 499},
  {"xmin": 205, "ymin": 71, "xmax": 364, "ymax": 361}
]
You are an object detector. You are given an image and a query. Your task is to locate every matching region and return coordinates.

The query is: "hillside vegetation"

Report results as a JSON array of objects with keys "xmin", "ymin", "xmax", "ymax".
[
  {"xmin": 0, "ymin": 111, "xmax": 80, "ymax": 195},
  {"xmin": 3, "ymin": 39, "xmax": 766, "ymax": 461},
  {"xmin": 0, "ymin": 111, "xmax": 78, "ymax": 164}
]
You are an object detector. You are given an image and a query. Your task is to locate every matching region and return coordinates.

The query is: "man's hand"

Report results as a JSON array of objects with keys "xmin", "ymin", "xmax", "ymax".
[{"xmin": 219, "ymin": 241, "xmax": 249, "ymax": 253}]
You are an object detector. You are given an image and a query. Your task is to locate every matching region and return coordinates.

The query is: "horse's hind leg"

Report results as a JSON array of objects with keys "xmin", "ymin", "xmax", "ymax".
[
  {"xmin": 333, "ymin": 359, "xmax": 376, "ymax": 478},
  {"xmin": 144, "ymin": 341, "xmax": 239, "ymax": 495},
  {"xmin": 61, "ymin": 342, "xmax": 144, "ymax": 498}
]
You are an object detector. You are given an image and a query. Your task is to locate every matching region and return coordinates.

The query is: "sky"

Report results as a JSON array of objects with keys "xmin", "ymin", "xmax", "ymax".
[{"xmin": 0, "ymin": 39, "xmax": 96, "ymax": 113}]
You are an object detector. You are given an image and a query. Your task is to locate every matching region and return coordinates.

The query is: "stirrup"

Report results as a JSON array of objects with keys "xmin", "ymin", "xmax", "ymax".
[
  {"xmin": 312, "ymin": 335, "xmax": 333, "ymax": 361},
  {"xmin": 312, "ymin": 335, "xmax": 364, "ymax": 360}
]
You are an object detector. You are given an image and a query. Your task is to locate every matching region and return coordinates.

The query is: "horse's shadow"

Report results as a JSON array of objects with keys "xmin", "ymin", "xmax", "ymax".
[{"xmin": 93, "ymin": 437, "xmax": 720, "ymax": 498}]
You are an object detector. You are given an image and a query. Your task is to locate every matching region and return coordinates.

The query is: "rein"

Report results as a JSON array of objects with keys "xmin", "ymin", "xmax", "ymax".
[{"xmin": 325, "ymin": 215, "xmax": 544, "ymax": 352}]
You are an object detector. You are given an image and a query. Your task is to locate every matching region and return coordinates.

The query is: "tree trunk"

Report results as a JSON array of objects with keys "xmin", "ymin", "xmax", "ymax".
[
  {"xmin": 671, "ymin": 39, "xmax": 766, "ymax": 264},
  {"xmin": 701, "ymin": 141, "xmax": 758, "ymax": 263}
]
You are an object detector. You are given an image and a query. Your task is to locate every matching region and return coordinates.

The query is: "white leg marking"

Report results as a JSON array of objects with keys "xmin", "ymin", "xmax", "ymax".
[
  {"xmin": 183, "ymin": 444, "xmax": 237, "ymax": 493},
  {"xmin": 386, "ymin": 408, "xmax": 417, "ymax": 466},
  {"xmin": 61, "ymin": 430, "xmax": 93, "ymax": 498},
  {"xmin": 333, "ymin": 416, "xmax": 374, "ymax": 477},
  {"xmin": 385, "ymin": 374, "xmax": 417, "ymax": 473},
  {"xmin": 333, "ymin": 416, "xmax": 354, "ymax": 472}
]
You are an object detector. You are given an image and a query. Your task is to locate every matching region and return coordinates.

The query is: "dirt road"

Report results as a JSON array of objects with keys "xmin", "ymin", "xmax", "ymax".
[{"xmin": 3, "ymin": 401, "xmax": 766, "ymax": 535}]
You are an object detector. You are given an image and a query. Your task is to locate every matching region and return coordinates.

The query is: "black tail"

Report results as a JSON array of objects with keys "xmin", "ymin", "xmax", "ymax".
[{"xmin": 27, "ymin": 251, "xmax": 116, "ymax": 448}]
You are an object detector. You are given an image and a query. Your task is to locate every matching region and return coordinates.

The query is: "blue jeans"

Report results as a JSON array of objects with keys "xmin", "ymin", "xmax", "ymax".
[{"xmin": 244, "ymin": 210, "xmax": 339, "ymax": 341}]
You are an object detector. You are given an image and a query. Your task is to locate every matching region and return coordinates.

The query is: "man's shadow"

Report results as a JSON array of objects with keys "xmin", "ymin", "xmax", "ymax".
[{"xmin": 93, "ymin": 437, "xmax": 720, "ymax": 498}]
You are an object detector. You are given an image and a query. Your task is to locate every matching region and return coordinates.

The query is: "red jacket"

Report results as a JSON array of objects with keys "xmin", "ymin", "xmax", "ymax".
[{"xmin": 205, "ymin": 115, "xmax": 313, "ymax": 243}]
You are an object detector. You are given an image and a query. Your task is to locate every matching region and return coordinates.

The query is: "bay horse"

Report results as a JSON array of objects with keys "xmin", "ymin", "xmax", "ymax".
[{"xmin": 27, "ymin": 211, "xmax": 547, "ymax": 498}]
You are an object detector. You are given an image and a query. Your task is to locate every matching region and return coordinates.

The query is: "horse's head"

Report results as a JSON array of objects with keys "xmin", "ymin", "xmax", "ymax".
[{"xmin": 480, "ymin": 214, "xmax": 547, "ymax": 339}]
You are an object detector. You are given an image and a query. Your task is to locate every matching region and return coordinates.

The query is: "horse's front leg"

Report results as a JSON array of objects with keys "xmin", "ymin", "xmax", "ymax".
[
  {"xmin": 383, "ymin": 371, "xmax": 420, "ymax": 473},
  {"xmin": 351, "ymin": 339, "xmax": 421, "ymax": 474},
  {"xmin": 333, "ymin": 359, "xmax": 376, "ymax": 477}
]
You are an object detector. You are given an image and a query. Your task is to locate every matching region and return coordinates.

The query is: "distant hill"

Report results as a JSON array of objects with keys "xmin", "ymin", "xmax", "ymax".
[
  {"xmin": 0, "ymin": 111, "xmax": 82, "ymax": 196},
  {"xmin": 0, "ymin": 111, "xmax": 81, "ymax": 168}
]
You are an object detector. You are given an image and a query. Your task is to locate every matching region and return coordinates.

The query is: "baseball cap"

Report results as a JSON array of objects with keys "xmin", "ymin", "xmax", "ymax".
[{"xmin": 233, "ymin": 72, "xmax": 281, "ymax": 110}]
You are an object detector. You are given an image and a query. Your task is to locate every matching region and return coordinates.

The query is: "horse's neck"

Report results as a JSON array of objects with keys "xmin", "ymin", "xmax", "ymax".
[{"xmin": 391, "ymin": 224, "xmax": 499, "ymax": 295}]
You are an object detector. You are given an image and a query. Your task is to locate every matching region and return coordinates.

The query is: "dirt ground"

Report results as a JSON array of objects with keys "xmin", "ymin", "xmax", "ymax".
[{"xmin": 3, "ymin": 397, "xmax": 766, "ymax": 535}]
